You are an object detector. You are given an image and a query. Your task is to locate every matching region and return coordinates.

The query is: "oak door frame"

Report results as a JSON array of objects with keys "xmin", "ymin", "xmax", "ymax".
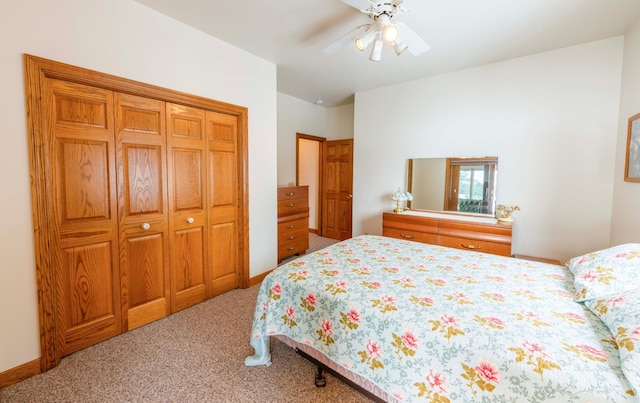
[
  {"xmin": 24, "ymin": 54, "xmax": 250, "ymax": 372},
  {"xmin": 296, "ymin": 133, "xmax": 326, "ymax": 234}
]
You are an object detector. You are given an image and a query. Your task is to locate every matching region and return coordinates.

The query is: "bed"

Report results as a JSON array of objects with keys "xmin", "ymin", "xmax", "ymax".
[{"xmin": 245, "ymin": 235, "xmax": 640, "ymax": 402}]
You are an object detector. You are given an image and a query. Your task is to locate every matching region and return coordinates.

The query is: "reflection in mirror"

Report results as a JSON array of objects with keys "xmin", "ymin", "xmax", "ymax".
[{"xmin": 407, "ymin": 157, "xmax": 498, "ymax": 216}]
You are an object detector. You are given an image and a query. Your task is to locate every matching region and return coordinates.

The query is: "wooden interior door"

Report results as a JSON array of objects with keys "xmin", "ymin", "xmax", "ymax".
[
  {"xmin": 206, "ymin": 111, "xmax": 239, "ymax": 296},
  {"xmin": 166, "ymin": 103, "xmax": 208, "ymax": 313},
  {"xmin": 115, "ymin": 93, "xmax": 170, "ymax": 331},
  {"xmin": 50, "ymin": 79, "xmax": 121, "ymax": 356},
  {"xmin": 321, "ymin": 139, "xmax": 353, "ymax": 240}
]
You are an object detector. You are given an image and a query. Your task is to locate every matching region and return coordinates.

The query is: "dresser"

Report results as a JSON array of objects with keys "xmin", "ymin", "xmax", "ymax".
[
  {"xmin": 382, "ymin": 211, "xmax": 512, "ymax": 257},
  {"xmin": 278, "ymin": 186, "xmax": 310, "ymax": 262}
]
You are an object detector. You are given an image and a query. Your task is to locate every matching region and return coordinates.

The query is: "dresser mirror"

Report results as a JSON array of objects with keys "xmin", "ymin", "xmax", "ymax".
[{"xmin": 407, "ymin": 157, "xmax": 498, "ymax": 216}]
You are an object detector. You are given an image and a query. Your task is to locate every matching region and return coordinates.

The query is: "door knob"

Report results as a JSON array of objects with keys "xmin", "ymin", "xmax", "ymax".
[
  {"xmin": 347, "ymin": 194, "xmax": 353, "ymax": 199},
  {"xmin": 141, "ymin": 223, "xmax": 151, "ymax": 230},
  {"xmin": 186, "ymin": 217, "xmax": 195, "ymax": 224}
]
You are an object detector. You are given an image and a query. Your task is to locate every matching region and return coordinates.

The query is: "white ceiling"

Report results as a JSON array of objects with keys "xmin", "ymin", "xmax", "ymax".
[{"xmin": 135, "ymin": 0, "xmax": 640, "ymax": 107}]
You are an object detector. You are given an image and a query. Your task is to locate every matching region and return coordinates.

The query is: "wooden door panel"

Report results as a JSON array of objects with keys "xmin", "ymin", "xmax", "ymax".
[
  {"xmin": 207, "ymin": 112, "xmax": 239, "ymax": 295},
  {"xmin": 172, "ymin": 227, "xmax": 206, "ymax": 311},
  {"xmin": 52, "ymin": 80, "xmax": 111, "ymax": 134},
  {"xmin": 51, "ymin": 79, "xmax": 121, "ymax": 357},
  {"xmin": 209, "ymin": 221, "xmax": 238, "ymax": 296},
  {"xmin": 124, "ymin": 145, "xmax": 163, "ymax": 215},
  {"xmin": 210, "ymin": 150, "xmax": 236, "ymax": 207},
  {"xmin": 60, "ymin": 241, "xmax": 119, "ymax": 355},
  {"xmin": 322, "ymin": 139, "xmax": 353, "ymax": 240},
  {"xmin": 167, "ymin": 103, "xmax": 208, "ymax": 312},
  {"xmin": 123, "ymin": 233, "xmax": 167, "ymax": 329},
  {"xmin": 115, "ymin": 93, "xmax": 170, "ymax": 331},
  {"xmin": 172, "ymin": 149, "xmax": 203, "ymax": 210},
  {"xmin": 56, "ymin": 139, "xmax": 112, "ymax": 226}
]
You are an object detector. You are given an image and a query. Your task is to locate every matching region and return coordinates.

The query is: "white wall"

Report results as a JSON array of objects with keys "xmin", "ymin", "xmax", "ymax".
[
  {"xmin": 326, "ymin": 104, "xmax": 355, "ymax": 140},
  {"xmin": 277, "ymin": 93, "xmax": 325, "ymax": 186},
  {"xmin": 353, "ymin": 37, "xmax": 624, "ymax": 262},
  {"xmin": 611, "ymin": 19, "xmax": 640, "ymax": 244},
  {"xmin": 0, "ymin": 0, "xmax": 277, "ymax": 373}
]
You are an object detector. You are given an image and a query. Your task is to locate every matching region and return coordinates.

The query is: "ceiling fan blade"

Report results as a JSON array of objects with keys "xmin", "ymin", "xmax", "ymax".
[
  {"xmin": 397, "ymin": 22, "xmax": 430, "ymax": 56},
  {"xmin": 340, "ymin": 0, "xmax": 373, "ymax": 12},
  {"xmin": 322, "ymin": 24, "xmax": 369, "ymax": 54}
]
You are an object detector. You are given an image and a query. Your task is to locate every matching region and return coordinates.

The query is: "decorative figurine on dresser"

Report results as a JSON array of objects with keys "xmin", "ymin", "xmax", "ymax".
[{"xmin": 277, "ymin": 185, "xmax": 310, "ymax": 263}]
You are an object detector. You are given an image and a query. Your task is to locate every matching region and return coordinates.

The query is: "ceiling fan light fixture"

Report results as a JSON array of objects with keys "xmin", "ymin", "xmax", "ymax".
[
  {"xmin": 355, "ymin": 28, "xmax": 376, "ymax": 51},
  {"xmin": 377, "ymin": 13, "xmax": 399, "ymax": 43},
  {"xmin": 393, "ymin": 38, "xmax": 408, "ymax": 55},
  {"xmin": 369, "ymin": 36, "xmax": 384, "ymax": 62},
  {"xmin": 383, "ymin": 24, "xmax": 399, "ymax": 42}
]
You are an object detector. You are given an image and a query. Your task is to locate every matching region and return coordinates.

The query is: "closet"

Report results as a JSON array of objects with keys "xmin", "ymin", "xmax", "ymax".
[{"xmin": 25, "ymin": 55, "xmax": 249, "ymax": 370}]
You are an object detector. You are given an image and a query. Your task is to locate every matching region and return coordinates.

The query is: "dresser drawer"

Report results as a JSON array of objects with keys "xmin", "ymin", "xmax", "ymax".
[
  {"xmin": 438, "ymin": 235, "xmax": 511, "ymax": 257},
  {"xmin": 277, "ymin": 186, "xmax": 308, "ymax": 201},
  {"xmin": 278, "ymin": 235, "xmax": 309, "ymax": 261},
  {"xmin": 383, "ymin": 226, "xmax": 438, "ymax": 245},
  {"xmin": 277, "ymin": 197, "xmax": 309, "ymax": 215},
  {"xmin": 278, "ymin": 217, "xmax": 308, "ymax": 234},
  {"xmin": 278, "ymin": 228, "xmax": 309, "ymax": 246}
]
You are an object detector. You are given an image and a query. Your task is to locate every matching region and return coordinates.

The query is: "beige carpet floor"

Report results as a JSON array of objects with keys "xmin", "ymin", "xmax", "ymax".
[{"xmin": 1, "ymin": 234, "xmax": 373, "ymax": 403}]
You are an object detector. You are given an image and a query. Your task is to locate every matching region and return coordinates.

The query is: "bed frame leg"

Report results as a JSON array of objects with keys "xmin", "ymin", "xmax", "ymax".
[{"xmin": 314, "ymin": 366, "xmax": 327, "ymax": 387}]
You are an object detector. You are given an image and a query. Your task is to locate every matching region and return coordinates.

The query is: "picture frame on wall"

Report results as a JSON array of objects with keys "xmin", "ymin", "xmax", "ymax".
[{"xmin": 625, "ymin": 112, "xmax": 640, "ymax": 182}]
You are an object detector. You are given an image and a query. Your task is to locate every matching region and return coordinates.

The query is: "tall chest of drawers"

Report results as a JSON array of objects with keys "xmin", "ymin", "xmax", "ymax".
[{"xmin": 278, "ymin": 186, "xmax": 310, "ymax": 263}]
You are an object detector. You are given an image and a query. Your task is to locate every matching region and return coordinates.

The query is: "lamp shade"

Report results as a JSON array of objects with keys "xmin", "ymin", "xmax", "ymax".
[
  {"xmin": 355, "ymin": 28, "xmax": 376, "ymax": 51},
  {"xmin": 369, "ymin": 36, "xmax": 383, "ymax": 62}
]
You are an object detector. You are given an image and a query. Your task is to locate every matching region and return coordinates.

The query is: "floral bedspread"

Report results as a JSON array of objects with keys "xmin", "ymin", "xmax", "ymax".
[{"xmin": 249, "ymin": 235, "xmax": 634, "ymax": 402}]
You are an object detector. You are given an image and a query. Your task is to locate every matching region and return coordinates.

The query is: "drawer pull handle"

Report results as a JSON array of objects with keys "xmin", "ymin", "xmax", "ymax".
[
  {"xmin": 286, "ymin": 203, "xmax": 295, "ymax": 207},
  {"xmin": 400, "ymin": 233, "xmax": 415, "ymax": 239},
  {"xmin": 186, "ymin": 217, "xmax": 195, "ymax": 224},
  {"xmin": 286, "ymin": 192, "xmax": 296, "ymax": 196},
  {"xmin": 287, "ymin": 225, "xmax": 295, "ymax": 229},
  {"xmin": 288, "ymin": 235, "xmax": 295, "ymax": 240},
  {"xmin": 462, "ymin": 243, "xmax": 480, "ymax": 250},
  {"xmin": 141, "ymin": 223, "xmax": 151, "ymax": 230},
  {"xmin": 287, "ymin": 246, "xmax": 295, "ymax": 251}
]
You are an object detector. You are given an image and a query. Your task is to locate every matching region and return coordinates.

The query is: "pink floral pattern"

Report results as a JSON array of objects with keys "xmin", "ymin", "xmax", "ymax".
[{"xmin": 249, "ymin": 236, "xmax": 635, "ymax": 402}]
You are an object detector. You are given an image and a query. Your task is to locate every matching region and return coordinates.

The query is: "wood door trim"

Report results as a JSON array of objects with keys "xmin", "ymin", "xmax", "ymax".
[
  {"xmin": 24, "ymin": 54, "xmax": 250, "ymax": 372},
  {"xmin": 296, "ymin": 133, "xmax": 326, "ymax": 234}
]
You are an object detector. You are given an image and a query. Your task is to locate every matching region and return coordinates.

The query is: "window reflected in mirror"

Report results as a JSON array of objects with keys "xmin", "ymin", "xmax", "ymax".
[{"xmin": 407, "ymin": 157, "xmax": 498, "ymax": 216}]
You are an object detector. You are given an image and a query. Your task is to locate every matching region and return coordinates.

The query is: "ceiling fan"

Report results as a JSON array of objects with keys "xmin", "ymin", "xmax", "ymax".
[{"xmin": 323, "ymin": 0, "xmax": 430, "ymax": 61}]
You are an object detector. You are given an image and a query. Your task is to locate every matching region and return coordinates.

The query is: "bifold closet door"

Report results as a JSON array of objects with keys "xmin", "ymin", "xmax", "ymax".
[
  {"xmin": 49, "ymin": 79, "xmax": 121, "ymax": 356},
  {"xmin": 207, "ymin": 111, "xmax": 240, "ymax": 296},
  {"xmin": 167, "ymin": 103, "xmax": 209, "ymax": 312},
  {"xmin": 115, "ymin": 93, "xmax": 170, "ymax": 331}
]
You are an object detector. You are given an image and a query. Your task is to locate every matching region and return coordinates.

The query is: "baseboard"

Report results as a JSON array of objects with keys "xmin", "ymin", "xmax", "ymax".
[
  {"xmin": 308, "ymin": 228, "xmax": 318, "ymax": 234},
  {"xmin": 0, "ymin": 359, "xmax": 40, "ymax": 389},
  {"xmin": 249, "ymin": 268, "xmax": 275, "ymax": 287}
]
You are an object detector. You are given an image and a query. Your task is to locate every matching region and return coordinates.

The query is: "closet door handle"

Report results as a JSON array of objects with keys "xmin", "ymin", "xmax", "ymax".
[
  {"xmin": 186, "ymin": 217, "xmax": 195, "ymax": 224},
  {"xmin": 141, "ymin": 223, "xmax": 151, "ymax": 230}
]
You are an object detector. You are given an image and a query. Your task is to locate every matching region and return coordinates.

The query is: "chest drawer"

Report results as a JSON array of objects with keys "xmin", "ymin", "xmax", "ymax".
[
  {"xmin": 278, "ymin": 217, "xmax": 308, "ymax": 234},
  {"xmin": 278, "ymin": 186, "xmax": 308, "ymax": 201},
  {"xmin": 382, "ymin": 226, "xmax": 438, "ymax": 245},
  {"xmin": 438, "ymin": 235, "xmax": 511, "ymax": 257},
  {"xmin": 277, "ymin": 197, "xmax": 309, "ymax": 215}
]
